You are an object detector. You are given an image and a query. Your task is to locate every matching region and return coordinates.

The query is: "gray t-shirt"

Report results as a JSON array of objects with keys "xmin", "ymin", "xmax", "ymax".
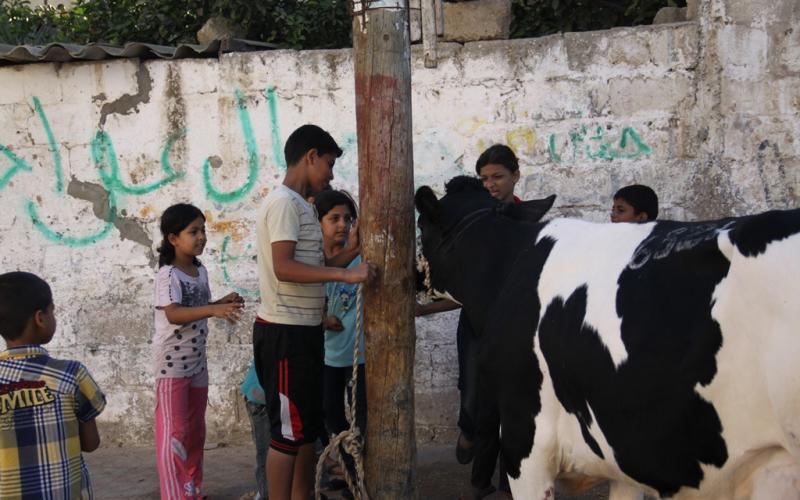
[{"xmin": 153, "ymin": 265, "xmax": 211, "ymax": 380}]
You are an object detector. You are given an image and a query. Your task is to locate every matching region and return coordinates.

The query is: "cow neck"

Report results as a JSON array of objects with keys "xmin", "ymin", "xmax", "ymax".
[
  {"xmin": 432, "ymin": 207, "xmax": 492, "ymax": 256},
  {"xmin": 443, "ymin": 214, "xmax": 539, "ymax": 336}
]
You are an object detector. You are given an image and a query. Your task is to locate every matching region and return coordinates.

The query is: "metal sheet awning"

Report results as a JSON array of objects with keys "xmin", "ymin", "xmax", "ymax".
[{"xmin": 0, "ymin": 38, "xmax": 276, "ymax": 65}]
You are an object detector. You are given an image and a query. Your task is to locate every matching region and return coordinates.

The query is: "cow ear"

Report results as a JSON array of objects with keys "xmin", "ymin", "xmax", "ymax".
[
  {"xmin": 508, "ymin": 195, "xmax": 556, "ymax": 222},
  {"xmin": 415, "ymin": 186, "xmax": 443, "ymax": 224}
]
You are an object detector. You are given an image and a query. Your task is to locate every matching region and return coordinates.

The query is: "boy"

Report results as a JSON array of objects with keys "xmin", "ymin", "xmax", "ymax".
[
  {"xmin": 611, "ymin": 184, "xmax": 659, "ymax": 222},
  {"xmin": 253, "ymin": 124, "xmax": 375, "ymax": 500},
  {"xmin": 0, "ymin": 271, "xmax": 106, "ymax": 499}
]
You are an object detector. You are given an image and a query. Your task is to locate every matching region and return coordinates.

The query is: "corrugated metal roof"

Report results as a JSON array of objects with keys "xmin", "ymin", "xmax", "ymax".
[{"xmin": 0, "ymin": 38, "xmax": 276, "ymax": 65}]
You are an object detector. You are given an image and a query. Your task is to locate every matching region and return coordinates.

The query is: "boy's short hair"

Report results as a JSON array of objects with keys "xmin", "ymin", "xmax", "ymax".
[
  {"xmin": 284, "ymin": 124, "xmax": 343, "ymax": 167},
  {"xmin": 475, "ymin": 144, "xmax": 519, "ymax": 175},
  {"xmin": 0, "ymin": 271, "xmax": 52, "ymax": 341},
  {"xmin": 313, "ymin": 189, "xmax": 358, "ymax": 221},
  {"xmin": 614, "ymin": 184, "xmax": 659, "ymax": 220}
]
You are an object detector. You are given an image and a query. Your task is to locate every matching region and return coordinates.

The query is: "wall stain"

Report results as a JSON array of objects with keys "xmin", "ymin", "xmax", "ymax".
[
  {"xmin": 67, "ymin": 178, "xmax": 156, "ymax": 265},
  {"xmin": 209, "ymin": 219, "xmax": 249, "ymax": 242},
  {"xmin": 99, "ymin": 64, "xmax": 153, "ymax": 127}
]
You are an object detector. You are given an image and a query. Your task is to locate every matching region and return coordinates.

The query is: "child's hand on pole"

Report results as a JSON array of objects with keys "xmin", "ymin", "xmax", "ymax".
[{"xmin": 344, "ymin": 261, "xmax": 377, "ymax": 284}]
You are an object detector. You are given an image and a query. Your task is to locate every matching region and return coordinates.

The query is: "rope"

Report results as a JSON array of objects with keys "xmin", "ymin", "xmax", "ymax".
[
  {"xmin": 416, "ymin": 252, "xmax": 435, "ymax": 303},
  {"xmin": 314, "ymin": 285, "xmax": 369, "ymax": 500}
]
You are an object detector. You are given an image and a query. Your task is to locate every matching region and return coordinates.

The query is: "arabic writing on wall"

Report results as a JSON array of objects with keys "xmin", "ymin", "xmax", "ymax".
[{"xmin": 2, "ymin": 91, "xmax": 652, "ymax": 293}]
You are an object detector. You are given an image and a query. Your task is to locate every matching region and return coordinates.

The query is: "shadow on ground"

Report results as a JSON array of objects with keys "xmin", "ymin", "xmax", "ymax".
[{"xmin": 85, "ymin": 444, "xmax": 608, "ymax": 499}]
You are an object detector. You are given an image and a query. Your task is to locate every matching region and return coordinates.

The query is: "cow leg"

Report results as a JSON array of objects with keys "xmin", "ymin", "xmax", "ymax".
[{"xmin": 608, "ymin": 480, "xmax": 645, "ymax": 500}]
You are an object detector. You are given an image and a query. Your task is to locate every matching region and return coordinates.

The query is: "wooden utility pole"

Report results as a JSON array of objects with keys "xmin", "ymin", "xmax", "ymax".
[{"xmin": 352, "ymin": 1, "xmax": 417, "ymax": 498}]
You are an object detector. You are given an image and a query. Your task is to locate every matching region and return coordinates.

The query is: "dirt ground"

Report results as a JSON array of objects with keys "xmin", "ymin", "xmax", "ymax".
[{"xmin": 85, "ymin": 443, "xmax": 608, "ymax": 499}]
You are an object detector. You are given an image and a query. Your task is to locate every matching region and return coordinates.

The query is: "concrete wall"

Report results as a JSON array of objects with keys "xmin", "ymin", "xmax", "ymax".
[{"xmin": 1, "ymin": 0, "xmax": 797, "ymax": 446}]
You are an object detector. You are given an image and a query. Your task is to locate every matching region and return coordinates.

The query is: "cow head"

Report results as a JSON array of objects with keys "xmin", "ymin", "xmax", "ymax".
[{"xmin": 415, "ymin": 176, "xmax": 555, "ymax": 298}]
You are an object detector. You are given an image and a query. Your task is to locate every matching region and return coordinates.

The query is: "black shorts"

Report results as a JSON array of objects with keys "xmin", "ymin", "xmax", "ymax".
[{"xmin": 253, "ymin": 321, "xmax": 324, "ymax": 455}]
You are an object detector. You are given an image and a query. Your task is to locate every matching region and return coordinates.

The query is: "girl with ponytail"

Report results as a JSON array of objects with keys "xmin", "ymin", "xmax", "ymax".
[{"xmin": 152, "ymin": 203, "xmax": 244, "ymax": 499}]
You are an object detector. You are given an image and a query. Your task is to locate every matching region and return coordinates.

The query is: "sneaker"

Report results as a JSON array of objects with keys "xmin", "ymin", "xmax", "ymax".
[{"xmin": 455, "ymin": 431, "xmax": 475, "ymax": 465}]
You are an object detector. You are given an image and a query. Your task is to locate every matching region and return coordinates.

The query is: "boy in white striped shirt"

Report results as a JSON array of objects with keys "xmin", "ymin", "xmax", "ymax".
[{"xmin": 253, "ymin": 124, "xmax": 375, "ymax": 500}]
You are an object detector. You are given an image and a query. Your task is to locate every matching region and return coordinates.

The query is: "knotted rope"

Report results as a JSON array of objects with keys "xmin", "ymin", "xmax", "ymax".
[
  {"xmin": 314, "ymin": 285, "xmax": 369, "ymax": 500},
  {"xmin": 416, "ymin": 251, "xmax": 435, "ymax": 303}
]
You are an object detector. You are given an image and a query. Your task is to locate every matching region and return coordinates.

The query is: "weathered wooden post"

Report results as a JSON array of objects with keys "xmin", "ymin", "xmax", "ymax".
[{"xmin": 352, "ymin": 0, "xmax": 417, "ymax": 498}]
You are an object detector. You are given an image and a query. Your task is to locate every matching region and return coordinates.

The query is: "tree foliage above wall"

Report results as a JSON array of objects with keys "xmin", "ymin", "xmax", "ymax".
[
  {"xmin": 0, "ymin": 0, "xmax": 351, "ymax": 47},
  {"xmin": 511, "ymin": 0, "xmax": 687, "ymax": 38},
  {"xmin": 1, "ymin": 0, "xmax": 684, "ymax": 48}
]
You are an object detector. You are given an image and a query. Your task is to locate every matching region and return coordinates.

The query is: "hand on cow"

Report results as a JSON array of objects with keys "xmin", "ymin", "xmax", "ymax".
[
  {"xmin": 343, "ymin": 261, "xmax": 377, "ymax": 284},
  {"xmin": 323, "ymin": 315, "xmax": 344, "ymax": 332}
]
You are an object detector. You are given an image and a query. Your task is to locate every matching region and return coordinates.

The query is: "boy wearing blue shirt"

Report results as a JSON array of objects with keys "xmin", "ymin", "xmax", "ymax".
[{"xmin": 241, "ymin": 362, "xmax": 269, "ymax": 500}]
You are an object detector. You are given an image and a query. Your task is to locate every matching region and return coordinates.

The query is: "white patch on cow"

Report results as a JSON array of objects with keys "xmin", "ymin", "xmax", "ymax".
[
  {"xmin": 691, "ymin": 231, "xmax": 800, "ymax": 496},
  {"xmin": 750, "ymin": 451, "xmax": 800, "ymax": 500},
  {"xmin": 536, "ymin": 219, "xmax": 654, "ymax": 367}
]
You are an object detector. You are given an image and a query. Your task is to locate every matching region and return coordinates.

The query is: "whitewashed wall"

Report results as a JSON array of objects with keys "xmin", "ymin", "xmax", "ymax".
[{"xmin": 1, "ymin": 0, "xmax": 797, "ymax": 445}]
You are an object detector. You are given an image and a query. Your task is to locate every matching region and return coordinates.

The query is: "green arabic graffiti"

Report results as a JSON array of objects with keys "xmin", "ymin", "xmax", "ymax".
[
  {"xmin": 220, "ymin": 235, "xmax": 260, "ymax": 297},
  {"xmin": 26, "ymin": 192, "xmax": 117, "ymax": 247},
  {"xmin": 0, "ymin": 145, "xmax": 33, "ymax": 190},
  {"xmin": 203, "ymin": 89, "xmax": 260, "ymax": 204},
  {"xmin": 33, "ymin": 97, "xmax": 65, "ymax": 194},
  {"xmin": 7, "ymin": 97, "xmax": 187, "ymax": 246},
  {"xmin": 265, "ymin": 86, "xmax": 287, "ymax": 172},
  {"xmin": 548, "ymin": 125, "xmax": 652, "ymax": 163},
  {"xmin": 93, "ymin": 130, "xmax": 185, "ymax": 195},
  {"xmin": 547, "ymin": 134, "xmax": 562, "ymax": 163}
]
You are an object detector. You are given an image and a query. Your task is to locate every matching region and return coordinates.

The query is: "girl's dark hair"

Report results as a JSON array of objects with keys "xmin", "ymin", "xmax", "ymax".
[
  {"xmin": 313, "ymin": 189, "xmax": 358, "ymax": 221},
  {"xmin": 157, "ymin": 203, "xmax": 205, "ymax": 267},
  {"xmin": 475, "ymin": 144, "xmax": 519, "ymax": 175}
]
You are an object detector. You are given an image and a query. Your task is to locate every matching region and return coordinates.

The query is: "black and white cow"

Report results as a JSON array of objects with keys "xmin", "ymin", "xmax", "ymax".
[{"xmin": 415, "ymin": 176, "xmax": 800, "ymax": 499}]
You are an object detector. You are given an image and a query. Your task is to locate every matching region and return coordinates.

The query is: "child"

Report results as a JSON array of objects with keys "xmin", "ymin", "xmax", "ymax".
[
  {"xmin": 611, "ymin": 184, "xmax": 659, "ymax": 222},
  {"xmin": 476, "ymin": 144, "xmax": 521, "ymax": 204},
  {"xmin": 153, "ymin": 203, "xmax": 244, "ymax": 499},
  {"xmin": 315, "ymin": 190, "xmax": 367, "ymax": 476},
  {"xmin": 253, "ymin": 124, "xmax": 374, "ymax": 500},
  {"xmin": 240, "ymin": 361, "xmax": 269, "ymax": 500},
  {"xmin": 0, "ymin": 271, "xmax": 106, "ymax": 499},
  {"xmin": 416, "ymin": 144, "xmax": 522, "ymax": 499}
]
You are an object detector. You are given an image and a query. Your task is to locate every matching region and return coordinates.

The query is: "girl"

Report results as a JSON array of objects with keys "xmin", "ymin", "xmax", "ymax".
[
  {"xmin": 153, "ymin": 203, "xmax": 243, "ymax": 499},
  {"xmin": 314, "ymin": 190, "xmax": 367, "ymax": 454},
  {"xmin": 417, "ymin": 144, "xmax": 520, "ymax": 499}
]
